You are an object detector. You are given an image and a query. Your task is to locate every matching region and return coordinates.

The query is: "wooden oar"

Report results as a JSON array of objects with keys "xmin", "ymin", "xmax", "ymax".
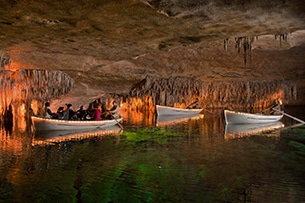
[
  {"xmin": 186, "ymin": 100, "xmax": 198, "ymax": 109},
  {"xmin": 203, "ymin": 108, "xmax": 214, "ymax": 114},
  {"xmin": 272, "ymin": 108, "xmax": 305, "ymax": 124},
  {"xmin": 112, "ymin": 114, "xmax": 124, "ymax": 130},
  {"xmin": 186, "ymin": 100, "xmax": 215, "ymax": 114},
  {"xmin": 261, "ymin": 106, "xmax": 272, "ymax": 113}
]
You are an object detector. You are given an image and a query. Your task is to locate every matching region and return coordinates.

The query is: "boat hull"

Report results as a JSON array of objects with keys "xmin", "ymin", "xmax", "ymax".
[
  {"xmin": 156, "ymin": 105, "xmax": 202, "ymax": 116},
  {"xmin": 224, "ymin": 110, "xmax": 283, "ymax": 124},
  {"xmin": 31, "ymin": 116, "xmax": 123, "ymax": 131}
]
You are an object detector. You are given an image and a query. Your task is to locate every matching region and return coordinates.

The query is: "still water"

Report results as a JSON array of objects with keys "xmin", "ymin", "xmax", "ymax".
[{"xmin": 1, "ymin": 107, "xmax": 305, "ymax": 203}]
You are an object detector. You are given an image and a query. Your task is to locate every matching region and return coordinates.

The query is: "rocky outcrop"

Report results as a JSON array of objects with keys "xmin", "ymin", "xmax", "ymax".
[
  {"xmin": 0, "ymin": 69, "xmax": 298, "ymax": 131},
  {"xmin": 0, "ymin": 69, "xmax": 73, "ymax": 126},
  {"xmin": 0, "ymin": 0, "xmax": 304, "ymax": 126},
  {"xmin": 129, "ymin": 76, "xmax": 296, "ymax": 111}
]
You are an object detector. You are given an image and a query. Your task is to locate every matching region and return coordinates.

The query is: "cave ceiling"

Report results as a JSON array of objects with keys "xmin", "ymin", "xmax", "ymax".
[{"xmin": 0, "ymin": 0, "xmax": 305, "ymax": 106}]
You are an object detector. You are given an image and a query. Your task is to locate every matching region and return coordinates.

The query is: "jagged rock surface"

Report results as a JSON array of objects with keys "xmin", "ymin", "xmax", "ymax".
[
  {"xmin": 0, "ymin": 0, "xmax": 305, "ymax": 121},
  {"xmin": 130, "ymin": 76, "xmax": 296, "ymax": 110},
  {"xmin": 0, "ymin": 69, "xmax": 73, "ymax": 122}
]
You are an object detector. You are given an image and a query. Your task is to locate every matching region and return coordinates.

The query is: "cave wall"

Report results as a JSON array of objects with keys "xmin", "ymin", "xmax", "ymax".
[
  {"xmin": 0, "ymin": 69, "xmax": 73, "ymax": 128},
  {"xmin": 129, "ymin": 76, "xmax": 296, "ymax": 111}
]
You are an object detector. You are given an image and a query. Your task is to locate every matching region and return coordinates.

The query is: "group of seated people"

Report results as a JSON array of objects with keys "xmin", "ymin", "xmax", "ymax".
[{"xmin": 45, "ymin": 100, "xmax": 120, "ymax": 121}]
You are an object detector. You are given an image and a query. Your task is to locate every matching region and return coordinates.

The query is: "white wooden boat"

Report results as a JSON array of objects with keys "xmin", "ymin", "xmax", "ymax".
[
  {"xmin": 156, "ymin": 105, "xmax": 203, "ymax": 116},
  {"xmin": 224, "ymin": 121, "xmax": 284, "ymax": 140},
  {"xmin": 224, "ymin": 110, "xmax": 283, "ymax": 124},
  {"xmin": 31, "ymin": 116, "xmax": 123, "ymax": 131}
]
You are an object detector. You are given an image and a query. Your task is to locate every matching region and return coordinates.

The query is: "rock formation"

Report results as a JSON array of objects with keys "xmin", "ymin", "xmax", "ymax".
[
  {"xmin": 0, "ymin": 69, "xmax": 73, "ymax": 127},
  {"xmin": 129, "ymin": 76, "xmax": 296, "ymax": 111},
  {"xmin": 0, "ymin": 0, "xmax": 305, "ymax": 127}
]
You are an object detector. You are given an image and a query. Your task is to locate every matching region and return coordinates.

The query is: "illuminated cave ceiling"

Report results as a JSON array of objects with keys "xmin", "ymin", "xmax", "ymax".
[{"xmin": 0, "ymin": 0, "xmax": 305, "ymax": 106}]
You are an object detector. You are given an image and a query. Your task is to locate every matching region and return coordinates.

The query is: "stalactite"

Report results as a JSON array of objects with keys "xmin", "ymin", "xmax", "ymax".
[
  {"xmin": 0, "ymin": 51, "xmax": 11, "ymax": 69},
  {"xmin": 224, "ymin": 38, "xmax": 229, "ymax": 51},
  {"xmin": 235, "ymin": 36, "xmax": 254, "ymax": 65},
  {"xmin": 129, "ymin": 76, "xmax": 297, "ymax": 111},
  {"xmin": 275, "ymin": 33, "xmax": 288, "ymax": 47},
  {"xmin": 0, "ymin": 69, "xmax": 74, "ymax": 125},
  {"xmin": 235, "ymin": 37, "xmax": 242, "ymax": 54}
]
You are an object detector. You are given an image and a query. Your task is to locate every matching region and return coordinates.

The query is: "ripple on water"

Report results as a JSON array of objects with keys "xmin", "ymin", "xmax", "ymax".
[{"xmin": 251, "ymin": 173, "xmax": 305, "ymax": 202}]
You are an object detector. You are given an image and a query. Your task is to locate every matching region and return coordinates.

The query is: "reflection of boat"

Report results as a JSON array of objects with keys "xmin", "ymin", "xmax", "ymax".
[
  {"xmin": 32, "ymin": 125, "xmax": 122, "ymax": 146},
  {"xmin": 156, "ymin": 105, "xmax": 203, "ymax": 116},
  {"xmin": 224, "ymin": 110, "xmax": 283, "ymax": 124},
  {"xmin": 157, "ymin": 114, "xmax": 204, "ymax": 127},
  {"xmin": 224, "ymin": 121, "xmax": 284, "ymax": 140},
  {"xmin": 31, "ymin": 116, "xmax": 123, "ymax": 131}
]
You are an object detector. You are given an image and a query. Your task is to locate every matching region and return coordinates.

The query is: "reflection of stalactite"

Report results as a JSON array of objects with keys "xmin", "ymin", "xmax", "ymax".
[
  {"xmin": 3, "ymin": 104, "xmax": 13, "ymax": 134},
  {"xmin": 275, "ymin": 33, "xmax": 288, "ymax": 47},
  {"xmin": 235, "ymin": 36, "xmax": 254, "ymax": 65}
]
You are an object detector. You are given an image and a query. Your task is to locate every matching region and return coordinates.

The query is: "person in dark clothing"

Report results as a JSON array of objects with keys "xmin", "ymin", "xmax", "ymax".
[
  {"xmin": 76, "ymin": 105, "xmax": 86, "ymax": 120},
  {"xmin": 270, "ymin": 99, "xmax": 282, "ymax": 115},
  {"xmin": 45, "ymin": 102, "xmax": 52, "ymax": 118},
  {"xmin": 104, "ymin": 100, "xmax": 120, "ymax": 119},
  {"xmin": 60, "ymin": 103, "xmax": 74, "ymax": 120},
  {"xmin": 45, "ymin": 102, "xmax": 58, "ymax": 118}
]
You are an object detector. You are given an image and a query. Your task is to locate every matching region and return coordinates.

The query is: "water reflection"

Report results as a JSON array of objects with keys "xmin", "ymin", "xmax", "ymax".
[
  {"xmin": 32, "ymin": 125, "xmax": 123, "ymax": 146},
  {"xmin": 224, "ymin": 121, "xmax": 284, "ymax": 140},
  {"xmin": 156, "ymin": 114, "xmax": 204, "ymax": 127},
  {"xmin": 0, "ymin": 107, "xmax": 305, "ymax": 202}
]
